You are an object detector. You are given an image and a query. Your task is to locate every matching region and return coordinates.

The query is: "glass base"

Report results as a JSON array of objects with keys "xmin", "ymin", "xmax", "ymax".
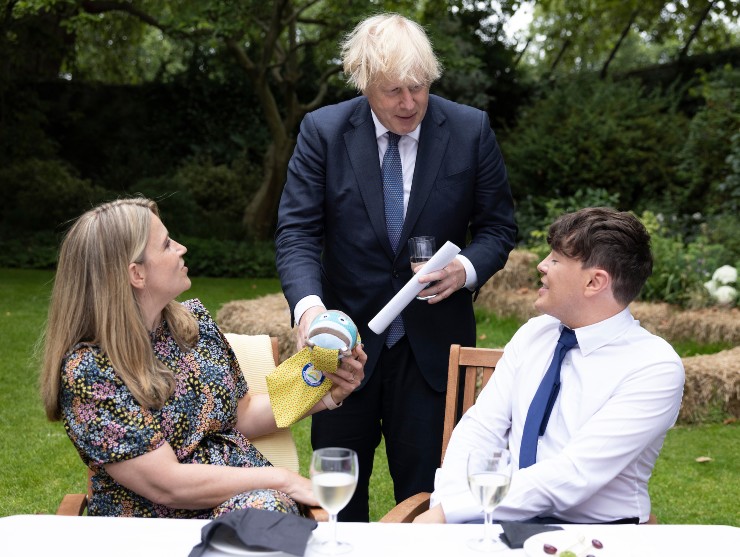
[
  {"xmin": 467, "ymin": 537, "xmax": 507, "ymax": 553},
  {"xmin": 311, "ymin": 539, "xmax": 353, "ymax": 555}
]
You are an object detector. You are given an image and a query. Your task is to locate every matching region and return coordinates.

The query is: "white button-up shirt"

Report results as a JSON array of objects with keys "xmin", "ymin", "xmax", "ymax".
[{"xmin": 431, "ymin": 308, "xmax": 685, "ymax": 523}]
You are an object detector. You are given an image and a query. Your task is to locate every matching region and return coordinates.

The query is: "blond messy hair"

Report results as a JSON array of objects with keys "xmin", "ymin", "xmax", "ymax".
[
  {"xmin": 341, "ymin": 13, "xmax": 442, "ymax": 92},
  {"xmin": 40, "ymin": 198, "xmax": 198, "ymax": 421}
]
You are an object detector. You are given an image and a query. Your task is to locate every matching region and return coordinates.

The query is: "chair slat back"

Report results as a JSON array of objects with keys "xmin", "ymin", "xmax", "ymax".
[{"xmin": 441, "ymin": 345, "xmax": 504, "ymax": 465}]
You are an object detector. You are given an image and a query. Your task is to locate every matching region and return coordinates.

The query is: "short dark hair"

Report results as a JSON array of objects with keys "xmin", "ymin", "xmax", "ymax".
[{"xmin": 547, "ymin": 207, "xmax": 652, "ymax": 305}]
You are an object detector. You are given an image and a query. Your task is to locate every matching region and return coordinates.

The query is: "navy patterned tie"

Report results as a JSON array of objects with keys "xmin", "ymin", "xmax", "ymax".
[
  {"xmin": 382, "ymin": 132, "xmax": 404, "ymax": 347},
  {"xmin": 519, "ymin": 327, "xmax": 578, "ymax": 468}
]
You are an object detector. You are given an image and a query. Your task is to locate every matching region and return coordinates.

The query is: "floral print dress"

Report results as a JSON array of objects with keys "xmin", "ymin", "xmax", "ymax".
[{"xmin": 60, "ymin": 299, "xmax": 299, "ymax": 518}]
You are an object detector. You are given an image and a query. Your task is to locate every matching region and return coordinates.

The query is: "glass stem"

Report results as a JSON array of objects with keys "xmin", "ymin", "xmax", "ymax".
[
  {"xmin": 484, "ymin": 510, "xmax": 494, "ymax": 543},
  {"xmin": 330, "ymin": 513, "xmax": 338, "ymax": 545}
]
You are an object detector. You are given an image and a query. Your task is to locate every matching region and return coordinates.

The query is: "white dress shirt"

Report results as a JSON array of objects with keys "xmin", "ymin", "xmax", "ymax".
[
  {"xmin": 294, "ymin": 111, "xmax": 478, "ymax": 325},
  {"xmin": 430, "ymin": 308, "xmax": 685, "ymax": 524}
]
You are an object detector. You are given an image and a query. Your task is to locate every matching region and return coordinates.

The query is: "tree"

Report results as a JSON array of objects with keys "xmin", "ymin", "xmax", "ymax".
[
  {"xmin": 527, "ymin": 0, "xmax": 739, "ymax": 79},
  {"xmin": 9, "ymin": 0, "xmax": 419, "ymax": 238}
]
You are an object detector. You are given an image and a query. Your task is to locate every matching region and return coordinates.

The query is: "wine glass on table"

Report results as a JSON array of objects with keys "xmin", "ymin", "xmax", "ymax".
[
  {"xmin": 310, "ymin": 447, "xmax": 359, "ymax": 555},
  {"xmin": 408, "ymin": 235, "xmax": 437, "ymax": 300},
  {"xmin": 466, "ymin": 448, "xmax": 512, "ymax": 553}
]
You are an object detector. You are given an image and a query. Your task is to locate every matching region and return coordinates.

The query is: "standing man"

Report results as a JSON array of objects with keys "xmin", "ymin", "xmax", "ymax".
[
  {"xmin": 416, "ymin": 208, "xmax": 685, "ymax": 524},
  {"xmin": 275, "ymin": 13, "xmax": 517, "ymax": 521}
]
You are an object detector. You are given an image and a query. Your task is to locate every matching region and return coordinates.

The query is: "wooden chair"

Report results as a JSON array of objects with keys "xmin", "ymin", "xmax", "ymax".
[
  {"xmin": 379, "ymin": 344, "xmax": 503, "ymax": 523},
  {"xmin": 57, "ymin": 334, "xmax": 326, "ymax": 521},
  {"xmin": 379, "ymin": 344, "xmax": 659, "ymax": 525}
]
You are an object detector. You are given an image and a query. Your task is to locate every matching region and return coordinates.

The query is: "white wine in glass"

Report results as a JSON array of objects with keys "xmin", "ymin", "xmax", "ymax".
[
  {"xmin": 466, "ymin": 449, "xmax": 512, "ymax": 552},
  {"xmin": 310, "ymin": 447, "xmax": 358, "ymax": 555}
]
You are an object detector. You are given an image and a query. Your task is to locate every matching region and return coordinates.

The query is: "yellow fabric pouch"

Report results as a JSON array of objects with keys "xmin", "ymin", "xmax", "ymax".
[{"xmin": 266, "ymin": 345, "xmax": 340, "ymax": 428}]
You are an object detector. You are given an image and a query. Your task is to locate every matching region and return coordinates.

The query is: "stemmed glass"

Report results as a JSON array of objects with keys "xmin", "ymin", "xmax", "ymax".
[
  {"xmin": 310, "ymin": 447, "xmax": 358, "ymax": 555},
  {"xmin": 408, "ymin": 236, "xmax": 437, "ymax": 300},
  {"xmin": 466, "ymin": 448, "xmax": 512, "ymax": 552}
]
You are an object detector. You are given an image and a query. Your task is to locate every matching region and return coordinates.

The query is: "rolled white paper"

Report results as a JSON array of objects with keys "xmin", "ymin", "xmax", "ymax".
[{"xmin": 368, "ymin": 241, "xmax": 461, "ymax": 334}]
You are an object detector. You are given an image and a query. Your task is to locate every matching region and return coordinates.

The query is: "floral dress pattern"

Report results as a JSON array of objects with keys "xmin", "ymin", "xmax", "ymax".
[{"xmin": 60, "ymin": 299, "xmax": 299, "ymax": 518}]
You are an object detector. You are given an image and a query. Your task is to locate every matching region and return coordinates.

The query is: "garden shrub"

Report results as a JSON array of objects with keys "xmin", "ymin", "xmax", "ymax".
[
  {"xmin": 181, "ymin": 237, "xmax": 277, "ymax": 278},
  {"xmin": 0, "ymin": 158, "xmax": 107, "ymax": 232},
  {"xmin": 640, "ymin": 211, "xmax": 732, "ymax": 308},
  {"xmin": 504, "ymin": 75, "xmax": 688, "ymax": 241},
  {"xmin": 672, "ymin": 66, "xmax": 740, "ymax": 217}
]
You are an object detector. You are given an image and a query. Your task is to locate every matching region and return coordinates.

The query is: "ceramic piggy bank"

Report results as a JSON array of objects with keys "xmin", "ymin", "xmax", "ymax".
[{"xmin": 306, "ymin": 310, "xmax": 359, "ymax": 356}]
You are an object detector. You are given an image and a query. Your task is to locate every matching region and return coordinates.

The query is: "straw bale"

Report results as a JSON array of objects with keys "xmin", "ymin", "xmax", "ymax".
[
  {"xmin": 216, "ymin": 294, "xmax": 295, "ymax": 363},
  {"xmin": 630, "ymin": 303, "xmax": 740, "ymax": 345},
  {"xmin": 679, "ymin": 347, "xmax": 740, "ymax": 423},
  {"xmin": 484, "ymin": 249, "xmax": 539, "ymax": 291}
]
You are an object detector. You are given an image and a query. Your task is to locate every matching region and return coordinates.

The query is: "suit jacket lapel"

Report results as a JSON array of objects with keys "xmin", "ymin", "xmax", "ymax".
[
  {"xmin": 402, "ymin": 97, "xmax": 448, "ymax": 252},
  {"xmin": 345, "ymin": 99, "xmax": 396, "ymax": 260}
]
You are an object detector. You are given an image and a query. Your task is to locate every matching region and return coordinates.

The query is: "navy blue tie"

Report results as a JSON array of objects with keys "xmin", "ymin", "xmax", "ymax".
[
  {"xmin": 519, "ymin": 327, "xmax": 578, "ymax": 468},
  {"xmin": 382, "ymin": 132, "xmax": 404, "ymax": 347}
]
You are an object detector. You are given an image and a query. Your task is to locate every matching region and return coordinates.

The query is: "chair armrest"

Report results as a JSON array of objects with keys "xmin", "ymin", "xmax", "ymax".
[
  {"xmin": 303, "ymin": 504, "xmax": 329, "ymax": 522},
  {"xmin": 378, "ymin": 492, "xmax": 431, "ymax": 523},
  {"xmin": 56, "ymin": 494, "xmax": 88, "ymax": 516}
]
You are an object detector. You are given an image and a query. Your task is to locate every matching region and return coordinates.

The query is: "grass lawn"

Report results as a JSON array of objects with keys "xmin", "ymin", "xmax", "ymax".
[{"xmin": 0, "ymin": 268, "xmax": 737, "ymax": 525}]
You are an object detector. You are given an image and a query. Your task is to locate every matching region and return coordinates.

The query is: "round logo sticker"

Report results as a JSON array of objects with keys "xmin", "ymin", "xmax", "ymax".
[{"xmin": 301, "ymin": 363, "xmax": 325, "ymax": 387}]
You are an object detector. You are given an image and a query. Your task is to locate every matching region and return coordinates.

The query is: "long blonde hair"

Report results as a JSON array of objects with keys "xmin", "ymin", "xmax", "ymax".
[{"xmin": 40, "ymin": 198, "xmax": 198, "ymax": 421}]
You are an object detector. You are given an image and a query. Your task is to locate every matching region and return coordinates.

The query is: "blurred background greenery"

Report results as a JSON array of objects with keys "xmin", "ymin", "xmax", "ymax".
[
  {"xmin": 1, "ymin": 1, "xmax": 738, "ymax": 308},
  {"xmin": 1, "ymin": 0, "xmax": 738, "ymax": 523}
]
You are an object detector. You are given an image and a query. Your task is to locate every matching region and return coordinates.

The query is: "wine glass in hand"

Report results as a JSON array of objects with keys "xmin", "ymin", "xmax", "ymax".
[
  {"xmin": 408, "ymin": 236, "xmax": 437, "ymax": 300},
  {"xmin": 467, "ymin": 449, "xmax": 512, "ymax": 552},
  {"xmin": 310, "ymin": 448, "xmax": 358, "ymax": 555}
]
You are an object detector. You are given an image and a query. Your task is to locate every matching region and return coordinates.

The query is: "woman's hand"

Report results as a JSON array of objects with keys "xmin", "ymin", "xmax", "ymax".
[
  {"xmin": 279, "ymin": 470, "xmax": 319, "ymax": 507},
  {"xmin": 328, "ymin": 344, "xmax": 367, "ymax": 404}
]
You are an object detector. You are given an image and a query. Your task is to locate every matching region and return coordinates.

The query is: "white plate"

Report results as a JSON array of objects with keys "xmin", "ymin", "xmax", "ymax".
[
  {"xmin": 209, "ymin": 527, "xmax": 285, "ymax": 556},
  {"xmin": 523, "ymin": 530, "xmax": 616, "ymax": 557}
]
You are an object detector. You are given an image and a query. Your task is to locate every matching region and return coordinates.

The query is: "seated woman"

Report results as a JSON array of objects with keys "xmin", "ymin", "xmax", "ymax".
[{"xmin": 40, "ymin": 197, "xmax": 366, "ymax": 519}]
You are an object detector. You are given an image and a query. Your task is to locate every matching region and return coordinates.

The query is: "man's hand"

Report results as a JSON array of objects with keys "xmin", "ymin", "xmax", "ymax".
[
  {"xmin": 415, "ymin": 258, "xmax": 467, "ymax": 304},
  {"xmin": 328, "ymin": 344, "xmax": 367, "ymax": 404},
  {"xmin": 296, "ymin": 305, "xmax": 325, "ymax": 351},
  {"xmin": 412, "ymin": 503, "xmax": 447, "ymax": 523}
]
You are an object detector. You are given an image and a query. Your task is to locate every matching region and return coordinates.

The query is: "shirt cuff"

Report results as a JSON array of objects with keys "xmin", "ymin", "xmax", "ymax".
[
  {"xmin": 294, "ymin": 296, "xmax": 325, "ymax": 325},
  {"xmin": 456, "ymin": 254, "xmax": 478, "ymax": 291}
]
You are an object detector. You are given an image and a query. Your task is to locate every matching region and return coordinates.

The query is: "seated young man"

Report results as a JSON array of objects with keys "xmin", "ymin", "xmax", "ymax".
[{"xmin": 416, "ymin": 207, "xmax": 685, "ymax": 525}]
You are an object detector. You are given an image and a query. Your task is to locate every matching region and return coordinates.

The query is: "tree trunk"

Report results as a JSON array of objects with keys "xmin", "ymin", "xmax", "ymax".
[
  {"xmin": 244, "ymin": 136, "xmax": 296, "ymax": 240},
  {"xmin": 678, "ymin": 0, "xmax": 717, "ymax": 61},
  {"xmin": 600, "ymin": 9, "xmax": 637, "ymax": 79}
]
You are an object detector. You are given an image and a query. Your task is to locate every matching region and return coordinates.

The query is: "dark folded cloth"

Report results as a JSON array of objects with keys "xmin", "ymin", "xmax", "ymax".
[
  {"xmin": 499, "ymin": 522, "xmax": 563, "ymax": 549},
  {"xmin": 189, "ymin": 508, "xmax": 318, "ymax": 557}
]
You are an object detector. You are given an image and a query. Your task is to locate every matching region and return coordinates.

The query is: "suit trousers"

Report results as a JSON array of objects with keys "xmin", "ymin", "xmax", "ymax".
[{"xmin": 311, "ymin": 336, "xmax": 446, "ymax": 522}]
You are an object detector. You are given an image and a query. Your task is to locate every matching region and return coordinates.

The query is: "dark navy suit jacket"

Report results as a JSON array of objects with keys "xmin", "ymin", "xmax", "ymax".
[{"xmin": 275, "ymin": 94, "xmax": 517, "ymax": 392}]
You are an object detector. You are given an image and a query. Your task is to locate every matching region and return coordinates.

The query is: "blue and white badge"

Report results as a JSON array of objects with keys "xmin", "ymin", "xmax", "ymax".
[{"xmin": 301, "ymin": 362, "xmax": 325, "ymax": 387}]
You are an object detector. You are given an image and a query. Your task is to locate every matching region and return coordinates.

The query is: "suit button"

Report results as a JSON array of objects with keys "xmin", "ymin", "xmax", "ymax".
[{"xmin": 392, "ymin": 271, "xmax": 399, "ymax": 279}]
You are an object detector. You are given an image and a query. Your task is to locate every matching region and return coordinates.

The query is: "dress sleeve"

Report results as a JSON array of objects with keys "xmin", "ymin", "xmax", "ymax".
[{"xmin": 60, "ymin": 346, "xmax": 165, "ymax": 467}]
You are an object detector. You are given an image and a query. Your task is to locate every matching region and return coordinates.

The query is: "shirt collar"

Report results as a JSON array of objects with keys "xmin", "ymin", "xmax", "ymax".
[
  {"xmin": 370, "ymin": 110, "xmax": 421, "ymax": 142},
  {"xmin": 571, "ymin": 307, "xmax": 636, "ymax": 356}
]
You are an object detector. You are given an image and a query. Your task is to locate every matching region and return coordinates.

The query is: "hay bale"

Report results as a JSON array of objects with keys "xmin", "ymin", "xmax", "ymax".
[
  {"xmin": 679, "ymin": 347, "xmax": 740, "ymax": 423},
  {"xmin": 217, "ymin": 294, "xmax": 296, "ymax": 363},
  {"xmin": 485, "ymin": 249, "xmax": 539, "ymax": 291},
  {"xmin": 631, "ymin": 303, "xmax": 740, "ymax": 345}
]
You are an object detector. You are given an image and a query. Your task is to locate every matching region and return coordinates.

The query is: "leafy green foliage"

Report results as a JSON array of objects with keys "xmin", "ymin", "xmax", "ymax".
[
  {"xmin": 640, "ymin": 211, "xmax": 734, "ymax": 307},
  {"xmin": 0, "ymin": 158, "xmax": 107, "ymax": 231},
  {"xmin": 673, "ymin": 66, "xmax": 740, "ymax": 216},
  {"xmin": 504, "ymin": 75, "xmax": 688, "ymax": 240},
  {"xmin": 180, "ymin": 237, "xmax": 278, "ymax": 278}
]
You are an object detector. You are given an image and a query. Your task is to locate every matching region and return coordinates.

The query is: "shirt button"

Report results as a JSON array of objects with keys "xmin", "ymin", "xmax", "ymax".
[{"xmin": 392, "ymin": 270, "xmax": 400, "ymax": 279}]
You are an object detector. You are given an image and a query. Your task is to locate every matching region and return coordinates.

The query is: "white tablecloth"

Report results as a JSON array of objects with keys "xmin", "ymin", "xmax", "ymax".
[{"xmin": 1, "ymin": 514, "xmax": 737, "ymax": 556}]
